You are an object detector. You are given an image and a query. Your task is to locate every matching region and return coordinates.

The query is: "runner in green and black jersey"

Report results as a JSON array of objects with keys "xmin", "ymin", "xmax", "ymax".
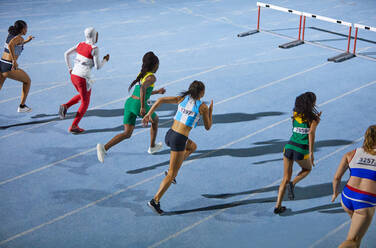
[{"xmin": 274, "ymin": 92, "xmax": 321, "ymax": 214}]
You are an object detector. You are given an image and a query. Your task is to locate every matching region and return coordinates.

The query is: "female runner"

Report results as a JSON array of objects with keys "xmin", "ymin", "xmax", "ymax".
[
  {"xmin": 274, "ymin": 92, "xmax": 321, "ymax": 214},
  {"xmin": 0, "ymin": 20, "xmax": 34, "ymax": 112},
  {"xmin": 142, "ymin": 80, "xmax": 213, "ymax": 214},
  {"xmin": 59, "ymin": 27, "xmax": 109, "ymax": 133},
  {"xmin": 332, "ymin": 125, "xmax": 376, "ymax": 248},
  {"xmin": 96, "ymin": 51, "xmax": 165, "ymax": 162}
]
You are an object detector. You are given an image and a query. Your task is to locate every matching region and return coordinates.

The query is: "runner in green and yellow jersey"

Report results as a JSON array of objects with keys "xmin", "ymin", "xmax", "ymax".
[
  {"xmin": 274, "ymin": 92, "xmax": 322, "ymax": 214},
  {"xmin": 96, "ymin": 52, "xmax": 166, "ymax": 163}
]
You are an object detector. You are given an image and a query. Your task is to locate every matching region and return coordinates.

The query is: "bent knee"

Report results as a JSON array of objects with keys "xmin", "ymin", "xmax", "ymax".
[
  {"xmin": 23, "ymin": 77, "xmax": 31, "ymax": 85},
  {"xmin": 186, "ymin": 140, "xmax": 197, "ymax": 152},
  {"xmin": 303, "ymin": 166, "xmax": 312, "ymax": 173},
  {"xmin": 121, "ymin": 131, "xmax": 132, "ymax": 139},
  {"xmin": 152, "ymin": 115, "xmax": 159, "ymax": 124},
  {"xmin": 165, "ymin": 171, "xmax": 178, "ymax": 181}
]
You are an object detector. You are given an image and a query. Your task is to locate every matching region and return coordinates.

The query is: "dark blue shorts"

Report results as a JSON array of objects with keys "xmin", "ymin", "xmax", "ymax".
[
  {"xmin": 0, "ymin": 59, "xmax": 12, "ymax": 73},
  {"xmin": 165, "ymin": 129, "xmax": 188, "ymax": 152}
]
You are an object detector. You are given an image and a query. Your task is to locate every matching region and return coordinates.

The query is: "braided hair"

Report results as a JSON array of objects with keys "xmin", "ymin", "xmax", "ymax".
[
  {"xmin": 180, "ymin": 80, "xmax": 205, "ymax": 100},
  {"xmin": 293, "ymin": 92, "xmax": 319, "ymax": 124},
  {"xmin": 8, "ymin": 20, "xmax": 27, "ymax": 36},
  {"xmin": 128, "ymin": 51, "xmax": 159, "ymax": 92}
]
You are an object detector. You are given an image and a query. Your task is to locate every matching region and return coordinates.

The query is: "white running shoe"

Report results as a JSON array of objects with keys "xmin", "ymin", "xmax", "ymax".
[
  {"xmin": 97, "ymin": 143, "xmax": 107, "ymax": 163},
  {"xmin": 148, "ymin": 142, "xmax": 163, "ymax": 154},
  {"xmin": 17, "ymin": 105, "xmax": 32, "ymax": 113}
]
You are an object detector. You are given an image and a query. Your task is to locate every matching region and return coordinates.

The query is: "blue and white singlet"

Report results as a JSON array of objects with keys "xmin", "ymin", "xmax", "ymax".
[{"xmin": 174, "ymin": 96, "xmax": 202, "ymax": 128}]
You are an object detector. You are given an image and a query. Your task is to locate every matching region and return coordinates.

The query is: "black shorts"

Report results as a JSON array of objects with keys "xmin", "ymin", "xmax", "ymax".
[
  {"xmin": 0, "ymin": 59, "xmax": 12, "ymax": 73},
  {"xmin": 165, "ymin": 129, "xmax": 188, "ymax": 152},
  {"xmin": 283, "ymin": 148, "xmax": 309, "ymax": 161}
]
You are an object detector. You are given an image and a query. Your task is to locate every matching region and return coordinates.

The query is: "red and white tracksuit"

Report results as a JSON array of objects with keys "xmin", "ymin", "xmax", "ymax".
[{"xmin": 63, "ymin": 27, "xmax": 107, "ymax": 127}]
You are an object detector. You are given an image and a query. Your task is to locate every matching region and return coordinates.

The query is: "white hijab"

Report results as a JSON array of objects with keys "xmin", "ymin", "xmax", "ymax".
[{"xmin": 84, "ymin": 27, "xmax": 98, "ymax": 45}]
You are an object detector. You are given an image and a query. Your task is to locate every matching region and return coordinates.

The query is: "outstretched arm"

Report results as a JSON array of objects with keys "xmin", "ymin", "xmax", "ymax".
[
  {"xmin": 23, "ymin": 35, "xmax": 34, "ymax": 44},
  {"xmin": 331, "ymin": 150, "xmax": 353, "ymax": 202},
  {"xmin": 142, "ymin": 96, "xmax": 182, "ymax": 127},
  {"xmin": 151, "ymin": 88, "xmax": 166, "ymax": 95}
]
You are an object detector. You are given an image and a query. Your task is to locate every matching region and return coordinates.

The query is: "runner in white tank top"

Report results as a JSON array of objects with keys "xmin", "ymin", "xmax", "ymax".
[
  {"xmin": 59, "ymin": 27, "xmax": 109, "ymax": 134},
  {"xmin": 332, "ymin": 125, "xmax": 376, "ymax": 248}
]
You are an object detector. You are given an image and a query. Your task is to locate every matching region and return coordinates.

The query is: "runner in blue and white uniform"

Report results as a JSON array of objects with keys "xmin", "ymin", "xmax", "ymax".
[
  {"xmin": 332, "ymin": 125, "xmax": 376, "ymax": 248},
  {"xmin": 142, "ymin": 80, "xmax": 213, "ymax": 215}
]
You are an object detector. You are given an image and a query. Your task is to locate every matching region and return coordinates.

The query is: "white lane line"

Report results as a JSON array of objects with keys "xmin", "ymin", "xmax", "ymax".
[
  {"xmin": 0, "ymin": 79, "xmax": 372, "ymax": 245},
  {"xmin": 0, "ymin": 148, "xmax": 95, "ymax": 186},
  {"xmin": 309, "ymin": 220, "xmax": 351, "ymax": 248},
  {"xmin": 168, "ymin": 7, "xmax": 250, "ymax": 29},
  {"xmin": 0, "ymin": 173, "xmax": 163, "ymax": 246},
  {"xmin": 0, "ymin": 82, "xmax": 68, "ymax": 104},
  {"xmin": 216, "ymin": 62, "xmax": 329, "ymax": 105},
  {"xmin": 0, "ymin": 73, "xmax": 134, "ymax": 104},
  {"xmin": 0, "ymin": 61, "xmax": 326, "ymax": 183},
  {"xmin": 0, "ymin": 65, "xmax": 225, "ymax": 140},
  {"xmin": 148, "ymin": 137, "xmax": 364, "ymax": 248},
  {"xmin": 3, "ymin": 81, "xmax": 64, "ymax": 89}
]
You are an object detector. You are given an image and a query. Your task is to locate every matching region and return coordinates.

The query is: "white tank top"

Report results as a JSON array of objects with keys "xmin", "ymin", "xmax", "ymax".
[
  {"xmin": 349, "ymin": 148, "xmax": 376, "ymax": 181},
  {"xmin": 174, "ymin": 96, "xmax": 202, "ymax": 128}
]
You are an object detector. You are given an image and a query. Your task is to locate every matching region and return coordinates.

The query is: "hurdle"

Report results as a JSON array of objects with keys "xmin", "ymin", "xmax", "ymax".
[
  {"xmin": 353, "ymin": 23, "xmax": 376, "ymax": 59},
  {"xmin": 238, "ymin": 2, "xmax": 355, "ymax": 62}
]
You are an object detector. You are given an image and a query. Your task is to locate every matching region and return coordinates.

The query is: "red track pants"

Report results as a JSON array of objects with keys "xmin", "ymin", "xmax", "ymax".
[{"xmin": 65, "ymin": 74, "xmax": 91, "ymax": 127}]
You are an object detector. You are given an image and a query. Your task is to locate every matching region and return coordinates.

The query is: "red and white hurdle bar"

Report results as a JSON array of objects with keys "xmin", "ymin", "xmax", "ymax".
[
  {"xmin": 238, "ymin": 2, "xmax": 355, "ymax": 62},
  {"xmin": 353, "ymin": 23, "xmax": 376, "ymax": 54}
]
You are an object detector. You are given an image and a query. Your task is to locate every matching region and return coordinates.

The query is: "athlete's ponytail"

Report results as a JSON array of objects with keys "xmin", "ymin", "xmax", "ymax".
[
  {"xmin": 180, "ymin": 80, "xmax": 205, "ymax": 100},
  {"xmin": 363, "ymin": 125, "xmax": 376, "ymax": 155},
  {"xmin": 293, "ymin": 91, "xmax": 319, "ymax": 124},
  {"xmin": 129, "ymin": 51, "xmax": 159, "ymax": 92},
  {"xmin": 8, "ymin": 20, "xmax": 27, "ymax": 36}
]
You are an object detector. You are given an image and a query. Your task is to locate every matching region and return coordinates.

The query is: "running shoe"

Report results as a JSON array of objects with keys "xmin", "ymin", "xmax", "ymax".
[
  {"xmin": 59, "ymin": 104, "xmax": 67, "ymax": 119},
  {"xmin": 68, "ymin": 125, "xmax": 85, "ymax": 134},
  {"xmin": 274, "ymin": 206, "xmax": 286, "ymax": 214},
  {"xmin": 287, "ymin": 182, "xmax": 295, "ymax": 200},
  {"xmin": 97, "ymin": 143, "xmax": 106, "ymax": 163},
  {"xmin": 165, "ymin": 171, "xmax": 177, "ymax": 184},
  {"xmin": 148, "ymin": 199, "xmax": 164, "ymax": 215},
  {"xmin": 17, "ymin": 104, "xmax": 32, "ymax": 113},
  {"xmin": 148, "ymin": 142, "xmax": 163, "ymax": 154}
]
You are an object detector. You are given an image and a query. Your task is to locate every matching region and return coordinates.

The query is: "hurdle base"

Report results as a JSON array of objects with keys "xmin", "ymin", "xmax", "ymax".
[
  {"xmin": 237, "ymin": 30, "xmax": 259, "ymax": 37},
  {"xmin": 327, "ymin": 52, "xmax": 355, "ymax": 63},
  {"xmin": 278, "ymin": 40, "xmax": 304, "ymax": 49}
]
